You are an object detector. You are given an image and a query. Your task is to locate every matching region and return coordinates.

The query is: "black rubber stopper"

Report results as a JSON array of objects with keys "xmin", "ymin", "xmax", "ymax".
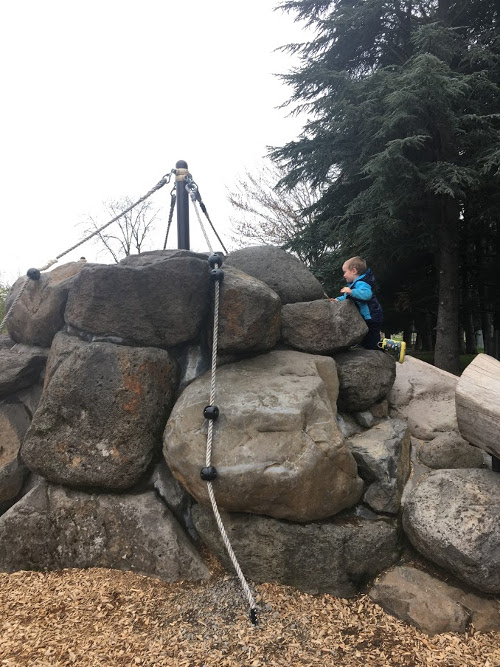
[
  {"xmin": 210, "ymin": 268, "xmax": 224, "ymax": 282},
  {"xmin": 200, "ymin": 466, "xmax": 217, "ymax": 481},
  {"xmin": 208, "ymin": 253, "xmax": 223, "ymax": 269},
  {"xmin": 27, "ymin": 268, "xmax": 41, "ymax": 281},
  {"xmin": 203, "ymin": 405, "xmax": 219, "ymax": 420}
]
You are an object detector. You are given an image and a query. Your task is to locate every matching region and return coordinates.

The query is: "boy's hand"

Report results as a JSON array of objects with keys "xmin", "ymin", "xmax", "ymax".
[{"xmin": 340, "ymin": 287, "xmax": 352, "ymax": 294}]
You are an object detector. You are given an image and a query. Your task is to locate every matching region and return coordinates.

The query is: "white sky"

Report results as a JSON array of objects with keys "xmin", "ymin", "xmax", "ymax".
[{"xmin": 0, "ymin": 1, "xmax": 310, "ymax": 284}]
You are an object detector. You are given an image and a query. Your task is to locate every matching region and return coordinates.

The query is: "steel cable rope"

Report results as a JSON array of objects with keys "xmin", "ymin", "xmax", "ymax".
[
  {"xmin": 162, "ymin": 187, "xmax": 177, "ymax": 250},
  {"xmin": 185, "ymin": 176, "xmax": 228, "ymax": 254},
  {"xmin": 202, "ymin": 254, "xmax": 259, "ymax": 625},
  {"xmin": 0, "ymin": 169, "xmax": 175, "ymax": 333}
]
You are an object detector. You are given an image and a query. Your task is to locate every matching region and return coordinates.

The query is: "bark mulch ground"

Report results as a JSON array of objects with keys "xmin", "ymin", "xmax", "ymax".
[{"xmin": 1, "ymin": 557, "xmax": 499, "ymax": 666}]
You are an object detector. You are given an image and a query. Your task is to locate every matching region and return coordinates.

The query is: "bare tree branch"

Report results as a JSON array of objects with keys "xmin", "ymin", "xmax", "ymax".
[
  {"xmin": 81, "ymin": 198, "xmax": 160, "ymax": 263},
  {"xmin": 227, "ymin": 161, "xmax": 321, "ymax": 265}
]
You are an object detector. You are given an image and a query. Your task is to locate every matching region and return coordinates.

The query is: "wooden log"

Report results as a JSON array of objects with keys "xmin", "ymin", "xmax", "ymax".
[{"xmin": 455, "ymin": 353, "xmax": 500, "ymax": 459}]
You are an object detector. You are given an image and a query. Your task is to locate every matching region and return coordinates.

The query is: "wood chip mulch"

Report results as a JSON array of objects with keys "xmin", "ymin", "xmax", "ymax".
[{"xmin": 1, "ymin": 556, "xmax": 499, "ymax": 667}]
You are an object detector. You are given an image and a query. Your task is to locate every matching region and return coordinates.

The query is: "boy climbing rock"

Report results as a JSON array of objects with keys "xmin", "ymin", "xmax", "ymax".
[{"xmin": 334, "ymin": 256, "xmax": 405, "ymax": 362}]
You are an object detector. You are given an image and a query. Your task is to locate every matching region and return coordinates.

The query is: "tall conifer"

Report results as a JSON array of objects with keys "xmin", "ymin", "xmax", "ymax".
[{"xmin": 274, "ymin": 0, "xmax": 500, "ymax": 372}]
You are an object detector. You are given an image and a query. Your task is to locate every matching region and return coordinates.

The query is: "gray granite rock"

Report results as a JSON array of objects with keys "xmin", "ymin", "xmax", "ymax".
[
  {"xmin": 164, "ymin": 350, "xmax": 363, "ymax": 522},
  {"xmin": 215, "ymin": 266, "xmax": 281, "ymax": 353},
  {"xmin": 280, "ymin": 299, "xmax": 367, "ymax": 353},
  {"xmin": 22, "ymin": 333, "xmax": 179, "ymax": 490},
  {"xmin": 193, "ymin": 504, "xmax": 400, "ymax": 597},
  {"xmin": 417, "ymin": 432, "xmax": 484, "ymax": 469},
  {"xmin": 65, "ymin": 251, "xmax": 210, "ymax": 347},
  {"xmin": 0, "ymin": 344, "xmax": 48, "ymax": 400},
  {"xmin": 403, "ymin": 469, "xmax": 500, "ymax": 594},
  {"xmin": 225, "ymin": 246, "xmax": 324, "ymax": 304},
  {"xmin": 346, "ymin": 419, "xmax": 411, "ymax": 514},
  {"xmin": 0, "ymin": 481, "xmax": 209, "ymax": 582},
  {"xmin": 5, "ymin": 262, "xmax": 87, "ymax": 347},
  {"xmin": 334, "ymin": 348, "xmax": 396, "ymax": 412},
  {"xmin": 370, "ymin": 566, "xmax": 499, "ymax": 634}
]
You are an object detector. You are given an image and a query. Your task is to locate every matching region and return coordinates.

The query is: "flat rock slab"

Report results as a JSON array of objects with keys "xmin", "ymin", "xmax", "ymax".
[
  {"xmin": 370, "ymin": 565, "xmax": 500, "ymax": 635},
  {"xmin": 0, "ymin": 344, "xmax": 48, "ymax": 400},
  {"xmin": 389, "ymin": 356, "xmax": 458, "ymax": 439},
  {"xmin": 225, "ymin": 245, "xmax": 324, "ymax": 304},
  {"xmin": 0, "ymin": 481, "xmax": 209, "ymax": 582},
  {"xmin": 22, "ymin": 333, "xmax": 179, "ymax": 489},
  {"xmin": 164, "ymin": 350, "xmax": 363, "ymax": 522},
  {"xmin": 403, "ymin": 469, "xmax": 500, "ymax": 594},
  {"xmin": 334, "ymin": 348, "xmax": 396, "ymax": 412},
  {"xmin": 193, "ymin": 504, "xmax": 400, "ymax": 597},
  {"xmin": 281, "ymin": 299, "xmax": 367, "ymax": 353},
  {"xmin": 65, "ymin": 251, "xmax": 210, "ymax": 347},
  {"xmin": 6, "ymin": 262, "xmax": 87, "ymax": 347}
]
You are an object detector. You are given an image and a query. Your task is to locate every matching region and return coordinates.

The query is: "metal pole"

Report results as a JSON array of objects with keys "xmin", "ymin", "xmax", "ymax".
[{"xmin": 175, "ymin": 160, "xmax": 190, "ymax": 250}]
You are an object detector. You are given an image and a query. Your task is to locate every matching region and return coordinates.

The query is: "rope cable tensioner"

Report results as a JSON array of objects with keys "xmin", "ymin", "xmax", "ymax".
[{"xmin": 202, "ymin": 251, "xmax": 259, "ymax": 626}]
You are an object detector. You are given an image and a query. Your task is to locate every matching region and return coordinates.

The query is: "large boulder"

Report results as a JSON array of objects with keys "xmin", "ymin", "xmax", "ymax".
[
  {"xmin": 346, "ymin": 419, "xmax": 411, "ymax": 514},
  {"xmin": 403, "ymin": 469, "xmax": 500, "ymax": 594},
  {"xmin": 280, "ymin": 299, "xmax": 367, "ymax": 353},
  {"xmin": 22, "ymin": 333, "xmax": 179, "ymax": 489},
  {"xmin": 225, "ymin": 246, "xmax": 324, "ymax": 304},
  {"xmin": 389, "ymin": 356, "xmax": 458, "ymax": 439},
  {"xmin": 164, "ymin": 350, "xmax": 363, "ymax": 522},
  {"xmin": 5, "ymin": 262, "xmax": 88, "ymax": 347},
  {"xmin": 370, "ymin": 566, "xmax": 500, "ymax": 634},
  {"xmin": 0, "ymin": 481, "xmax": 209, "ymax": 582},
  {"xmin": 215, "ymin": 266, "xmax": 281, "ymax": 353},
  {"xmin": 65, "ymin": 251, "xmax": 210, "ymax": 347},
  {"xmin": 0, "ymin": 344, "xmax": 48, "ymax": 400},
  {"xmin": 334, "ymin": 348, "xmax": 396, "ymax": 412},
  {"xmin": 193, "ymin": 504, "xmax": 400, "ymax": 597}
]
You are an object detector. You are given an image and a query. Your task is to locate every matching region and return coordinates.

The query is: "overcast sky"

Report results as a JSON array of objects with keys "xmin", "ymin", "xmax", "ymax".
[{"xmin": 0, "ymin": 1, "xmax": 310, "ymax": 284}]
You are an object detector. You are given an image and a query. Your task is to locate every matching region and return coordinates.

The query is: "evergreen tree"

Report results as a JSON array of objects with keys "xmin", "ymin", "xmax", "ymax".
[{"xmin": 273, "ymin": 0, "xmax": 500, "ymax": 373}]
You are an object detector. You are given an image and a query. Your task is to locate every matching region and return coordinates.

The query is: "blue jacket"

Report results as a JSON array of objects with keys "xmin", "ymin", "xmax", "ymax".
[{"xmin": 336, "ymin": 269, "xmax": 383, "ymax": 323}]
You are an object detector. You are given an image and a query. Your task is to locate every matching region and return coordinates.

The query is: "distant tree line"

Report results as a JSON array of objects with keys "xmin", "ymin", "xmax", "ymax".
[{"xmin": 262, "ymin": 0, "xmax": 500, "ymax": 373}]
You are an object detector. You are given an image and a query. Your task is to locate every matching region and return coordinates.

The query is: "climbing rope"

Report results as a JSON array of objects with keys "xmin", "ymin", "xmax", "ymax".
[{"xmin": 200, "ymin": 253, "xmax": 259, "ymax": 626}]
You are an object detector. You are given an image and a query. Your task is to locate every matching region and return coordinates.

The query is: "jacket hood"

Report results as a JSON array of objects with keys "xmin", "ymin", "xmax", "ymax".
[{"xmin": 351, "ymin": 268, "xmax": 375, "ymax": 287}]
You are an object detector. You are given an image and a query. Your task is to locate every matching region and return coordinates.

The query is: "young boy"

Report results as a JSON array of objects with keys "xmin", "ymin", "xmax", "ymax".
[{"xmin": 335, "ymin": 256, "xmax": 405, "ymax": 362}]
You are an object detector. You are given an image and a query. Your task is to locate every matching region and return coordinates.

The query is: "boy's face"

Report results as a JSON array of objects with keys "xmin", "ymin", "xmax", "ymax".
[{"xmin": 342, "ymin": 262, "xmax": 358, "ymax": 283}]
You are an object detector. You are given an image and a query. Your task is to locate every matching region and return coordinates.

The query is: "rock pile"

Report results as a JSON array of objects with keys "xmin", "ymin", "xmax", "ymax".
[{"xmin": 0, "ymin": 245, "xmax": 498, "ymax": 635}]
